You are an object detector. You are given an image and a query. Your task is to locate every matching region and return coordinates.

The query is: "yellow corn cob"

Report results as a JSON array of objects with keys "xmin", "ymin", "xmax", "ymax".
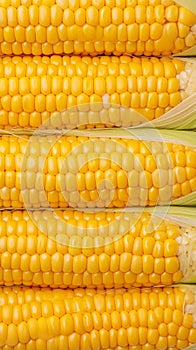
[
  {"xmin": 0, "ymin": 133, "xmax": 195, "ymax": 209},
  {"xmin": 0, "ymin": 0, "xmax": 195, "ymax": 57},
  {"xmin": 0, "ymin": 285, "xmax": 196, "ymax": 349},
  {"xmin": 0, "ymin": 56, "xmax": 194, "ymax": 129},
  {"xmin": 1, "ymin": 209, "xmax": 196, "ymax": 288}
]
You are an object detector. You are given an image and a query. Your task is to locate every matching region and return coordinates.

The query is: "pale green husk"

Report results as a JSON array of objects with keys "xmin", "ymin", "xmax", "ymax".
[
  {"xmin": 186, "ymin": 345, "xmax": 196, "ymax": 350},
  {"xmin": 175, "ymin": 0, "xmax": 196, "ymax": 15},
  {"xmin": 145, "ymin": 206, "xmax": 196, "ymax": 226},
  {"xmin": 175, "ymin": 46, "xmax": 196, "ymax": 57},
  {"xmin": 67, "ymin": 128, "xmax": 196, "ymax": 147}
]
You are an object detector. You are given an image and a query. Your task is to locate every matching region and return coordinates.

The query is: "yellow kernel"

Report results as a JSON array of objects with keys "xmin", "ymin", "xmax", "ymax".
[
  {"xmin": 116, "ymin": 76, "xmax": 128, "ymax": 94},
  {"xmin": 51, "ymin": 5, "xmax": 63, "ymax": 26},
  {"xmin": 17, "ymin": 322, "xmax": 30, "ymax": 344},
  {"xmin": 7, "ymin": 324, "xmax": 18, "ymax": 347},
  {"xmin": 165, "ymin": 257, "xmax": 179, "ymax": 274},
  {"xmin": 124, "ymin": 8, "xmax": 135, "ymax": 25},
  {"xmin": 18, "ymin": 5, "xmax": 29, "ymax": 27},
  {"xmin": 127, "ymin": 23, "xmax": 139, "ymax": 42},
  {"xmin": 164, "ymin": 62, "xmax": 176, "ymax": 79},
  {"xmin": 143, "ymin": 255, "xmax": 154, "ymax": 274},
  {"xmin": 168, "ymin": 322, "xmax": 179, "ymax": 336},
  {"xmin": 164, "ymin": 239, "xmax": 178, "ymax": 258},
  {"xmin": 135, "ymin": 5, "xmax": 146, "ymax": 24},
  {"xmin": 131, "ymin": 255, "xmax": 142, "ymax": 274},
  {"xmin": 87, "ymin": 254, "xmax": 99, "ymax": 274},
  {"xmin": 117, "ymin": 170, "xmax": 127, "ymax": 189},
  {"xmin": 94, "ymin": 77, "xmax": 106, "ymax": 96},
  {"xmin": 112, "ymin": 7, "xmax": 123, "ymax": 25},
  {"xmin": 158, "ymin": 323, "xmax": 168, "ymax": 337},
  {"xmin": 140, "ymin": 171, "xmax": 152, "ymax": 189},
  {"xmin": 147, "ymin": 328, "xmax": 159, "ymax": 345},
  {"xmin": 165, "ymin": 5, "xmax": 178, "ymax": 22},
  {"xmin": 169, "ymin": 91, "xmax": 181, "ymax": 108},
  {"xmin": 179, "ymin": 7, "xmax": 196, "ymax": 26},
  {"xmin": 39, "ymin": 5, "xmax": 50, "ymax": 27},
  {"xmin": 139, "ymin": 23, "xmax": 150, "ymax": 41},
  {"xmin": 143, "ymin": 237, "xmax": 155, "ymax": 255},
  {"xmin": 131, "ymin": 92, "xmax": 140, "ymax": 109},
  {"xmin": 156, "ymin": 336, "xmax": 167, "ymax": 350},
  {"xmin": 147, "ymin": 76, "xmax": 157, "ymax": 92},
  {"xmin": 154, "ymin": 4, "xmax": 165, "ymax": 24},
  {"xmin": 100, "ymin": 6, "xmax": 111, "ymax": 27},
  {"xmin": 118, "ymin": 252, "xmax": 131, "ymax": 272},
  {"xmin": 60, "ymin": 314, "xmax": 74, "ymax": 336},
  {"xmin": 150, "ymin": 23, "xmax": 162, "ymax": 40},
  {"xmin": 175, "ymin": 166, "xmax": 186, "ymax": 184},
  {"xmin": 127, "ymin": 327, "xmax": 139, "ymax": 346},
  {"xmin": 154, "ymin": 258, "xmax": 164, "ymax": 274},
  {"xmin": 178, "ymin": 23, "xmax": 190, "ymax": 39},
  {"xmin": 87, "ymin": 6, "xmax": 99, "ymax": 26},
  {"xmin": 7, "ymin": 6, "xmax": 17, "ymax": 27},
  {"xmin": 147, "ymin": 92, "xmax": 158, "ymax": 109}
]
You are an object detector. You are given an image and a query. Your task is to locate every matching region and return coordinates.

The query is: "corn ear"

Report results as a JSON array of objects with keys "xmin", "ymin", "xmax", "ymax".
[
  {"xmin": 0, "ymin": 0, "xmax": 195, "ymax": 57},
  {"xmin": 0, "ymin": 285, "xmax": 196, "ymax": 349},
  {"xmin": 0, "ymin": 207, "xmax": 196, "ymax": 288},
  {"xmin": 0, "ymin": 129, "xmax": 194, "ymax": 209},
  {"xmin": 0, "ymin": 56, "xmax": 195, "ymax": 130}
]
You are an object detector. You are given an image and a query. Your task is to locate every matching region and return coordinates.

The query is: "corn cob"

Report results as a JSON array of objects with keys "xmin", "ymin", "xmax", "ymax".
[
  {"xmin": 0, "ymin": 130, "xmax": 194, "ymax": 209},
  {"xmin": 0, "ymin": 56, "xmax": 195, "ymax": 129},
  {"xmin": 0, "ymin": 0, "xmax": 195, "ymax": 57},
  {"xmin": 0, "ymin": 285, "xmax": 196, "ymax": 349},
  {"xmin": 0, "ymin": 208, "xmax": 195, "ymax": 289}
]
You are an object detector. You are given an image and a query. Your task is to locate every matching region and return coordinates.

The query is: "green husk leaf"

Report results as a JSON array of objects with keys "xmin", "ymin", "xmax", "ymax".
[
  {"xmin": 185, "ymin": 346, "xmax": 196, "ymax": 350},
  {"xmin": 156, "ymin": 129, "xmax": 196, "ymax": 147},
  {"xmin": 14, "ymin": 206, "xmax": 194, "ymax": 222},
  {"xmin": 67, "ymin": 128, "xmax": 196, "ymax": 147},
  {"xmin": 145, "ymin": 206, "xmax": 196, "ymax": 226},
  {"xmin": 173, "ymin": 45, "xmax": 196, "ymax": 57},
  {"xmin": 174, "ymin": 46, "xmax": 196, "ymax": 57},
  {"xmin": 172, "ymin": 193, "xmax": 196, "ymax": 206},
  {"xmin": 175, "ymin": 0, "xmax": 196, "ymax": 14}
]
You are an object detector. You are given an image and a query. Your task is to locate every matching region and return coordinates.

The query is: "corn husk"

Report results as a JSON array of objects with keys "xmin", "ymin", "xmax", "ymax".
[
  {"xmin": 186, "ymin": 346, "xmax": 196, "ymax": 350},
  {"xmin": 175, "ymin": 0, "xmax": 196, "ymax": 13}
]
